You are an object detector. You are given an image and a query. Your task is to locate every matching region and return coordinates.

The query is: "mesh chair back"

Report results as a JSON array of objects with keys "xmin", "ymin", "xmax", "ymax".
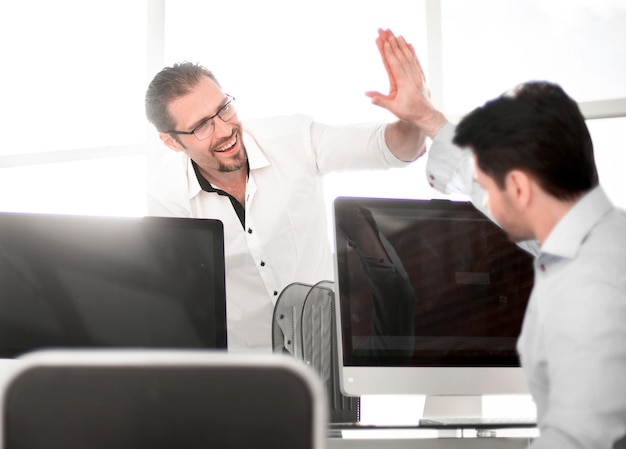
[{"xmin": 273, "ymin": 281, "xmax": 359, "ymax": 424}]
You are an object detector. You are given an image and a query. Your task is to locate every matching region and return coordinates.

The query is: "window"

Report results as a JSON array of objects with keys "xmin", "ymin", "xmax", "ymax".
[
  {"xmin": 439, "ymin": 0, "xmax": 626, "ymax": 114},
  {"xmin": 587, "ymin": 117, "xmax": 626, "ymax": 209},
  {"xmin": 436, "ymin": 0, "xmax": 626, "ymax": 209},
  {"xmin": 2, "ymin": 0, "xmax": 625, "ymax": 213},
  {"xmin": 0, "ymin": 1, "xmax": 148, "ymax": 215}
]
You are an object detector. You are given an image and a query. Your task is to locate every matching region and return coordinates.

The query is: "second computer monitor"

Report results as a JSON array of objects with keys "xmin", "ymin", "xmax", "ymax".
[{"xmin": 332, "ymin": 197, "xmax": 534, "ymax": 406}]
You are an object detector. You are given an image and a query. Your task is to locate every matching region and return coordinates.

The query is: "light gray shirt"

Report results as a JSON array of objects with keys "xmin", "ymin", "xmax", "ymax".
[{"xmin": 428, "ymin": 122, "xmax": 626, "ymax": 448}]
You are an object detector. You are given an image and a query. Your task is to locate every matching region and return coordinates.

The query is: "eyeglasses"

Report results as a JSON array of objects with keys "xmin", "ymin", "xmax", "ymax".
[{"xmin": 168, "ymin": 95, "xmax": 237, "ymax": 141}]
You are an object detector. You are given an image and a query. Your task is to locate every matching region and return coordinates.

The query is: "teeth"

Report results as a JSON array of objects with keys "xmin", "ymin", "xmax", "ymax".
[{"xmin": 216, "ymin": 136, "xmax": 236, "ymax": 152}]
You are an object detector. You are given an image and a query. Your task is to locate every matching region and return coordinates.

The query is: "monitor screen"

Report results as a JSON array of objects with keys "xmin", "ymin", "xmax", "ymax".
[
  {"xmin": 332, "ymin": 197, "xmax": 535, "ymax": 417},
  {"xmin": 0, "ymin": 212, "xmax": 227, "ymax": 358}
]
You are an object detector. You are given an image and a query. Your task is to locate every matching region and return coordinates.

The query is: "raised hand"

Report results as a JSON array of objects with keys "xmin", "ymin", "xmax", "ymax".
[{"xmin": 366, "ymin": 29, "xmax": 447, "ymax": 139}]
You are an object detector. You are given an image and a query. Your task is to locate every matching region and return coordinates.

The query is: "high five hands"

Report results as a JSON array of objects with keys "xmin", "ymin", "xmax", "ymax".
[{"xmin": 366, "ymin": 29, "xmax": 447, "ymax": 139}]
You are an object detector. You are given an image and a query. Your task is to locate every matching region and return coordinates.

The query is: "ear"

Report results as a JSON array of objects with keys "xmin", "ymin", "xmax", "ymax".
[
  {"xmin": 159, "ymin": 132, "xmax": 184, "ymax": 152},
  {"xmin": 506, "ymin": 170, "xmax": 533, "ymax": 208}
]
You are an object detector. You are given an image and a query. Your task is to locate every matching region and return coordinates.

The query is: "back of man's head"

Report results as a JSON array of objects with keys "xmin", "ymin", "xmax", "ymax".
[{"xmin": 453, "ymin": 81, "xmax": 599, "ymax": 201}]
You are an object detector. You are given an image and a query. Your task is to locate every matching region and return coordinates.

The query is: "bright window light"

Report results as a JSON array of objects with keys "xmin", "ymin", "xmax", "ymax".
[
  {"xmin": 1, "ymin": 0, "xmax": 625, "ymax": 218},
  {"xmin": 0, "ymin": 1, "xmax": 147, "ymax": 216},
  {"xmin": 440, "ymin": 0, "xmax": 626, "ymax": 115},
  {"xmin": 0, "ymin": 156, "xmax": 147, "ymax": 216},
  {"xmin": 0, "ymin": 1, "xmax": 147, "ymax": 154},
  {"xmin": 162, "ymin": 0, "xmax": 435, "ymax": 209},
  {"xmin": 587, "ymin": 117, "xmax": 626, "ymax": 209}
]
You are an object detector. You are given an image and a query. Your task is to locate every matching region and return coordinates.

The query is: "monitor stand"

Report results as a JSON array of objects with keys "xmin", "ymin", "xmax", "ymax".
[
  {"xmin": 357, "ymin": 395, "xmax": 482, "ymax": 427},
  {"xmin": 421, "ymin": 395, "xmax": 483, "ymax": 422},
  {"xmin": 420, "ymin": 395, "xmax": 537, "ymax": 427}
]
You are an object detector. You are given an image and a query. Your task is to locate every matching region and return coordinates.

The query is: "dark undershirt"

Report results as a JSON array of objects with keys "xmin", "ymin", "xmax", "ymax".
[{"xmin": 192, "ymin": 161, "xmax": 247, "ymax": 229}]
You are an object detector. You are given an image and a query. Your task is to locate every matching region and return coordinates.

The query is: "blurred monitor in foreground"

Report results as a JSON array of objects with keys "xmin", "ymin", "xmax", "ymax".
[{"xmin": 0, "ymin": 212, "xmax": 227, "ymax": 358}]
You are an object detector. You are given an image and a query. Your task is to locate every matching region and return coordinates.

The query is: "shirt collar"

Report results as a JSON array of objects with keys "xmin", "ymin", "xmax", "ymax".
[
  {"xmin": 187, "ymin": 157, "xmax": 203, "ymax": 200},
  {"xmin": 541, "ymin": 185, "xmax": 614, "ymax": 258},
  {"xmin": 241, "ymin": 126, "xmax": 270, "ymax": 170}
]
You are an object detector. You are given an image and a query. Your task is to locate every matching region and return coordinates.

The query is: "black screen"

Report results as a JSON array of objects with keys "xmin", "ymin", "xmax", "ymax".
[
  {"xmin": 333, "ymin": 197, "xmax": 534, "ymax": 367},
  {"xmin": 0, "ymin": 212, "xmax": 227, "ymax": 358}
]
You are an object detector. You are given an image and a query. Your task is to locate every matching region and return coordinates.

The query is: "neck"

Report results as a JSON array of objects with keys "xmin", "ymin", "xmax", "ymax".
[
  {"xmin": 532, "ymin": 195, "xmax": 579, "ymax": 246},
  {"xmin": 200, "ymin": 165, "xmax": 248, "ymax": 206}
]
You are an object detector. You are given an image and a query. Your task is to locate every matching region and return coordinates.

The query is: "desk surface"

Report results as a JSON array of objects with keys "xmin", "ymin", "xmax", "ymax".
[{"xmin": 327, "ymin": 426, "xmax": 538, "ymax": 448}]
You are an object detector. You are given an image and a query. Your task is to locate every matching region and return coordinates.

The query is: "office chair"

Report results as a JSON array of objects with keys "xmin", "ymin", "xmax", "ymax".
[
  {"xmin": 272, "ymin": 281, "xmax": 359, "ymax": 424},
  {"xmin": 1, "ymin": 349, "xmax": 327, "ymax": 449}
]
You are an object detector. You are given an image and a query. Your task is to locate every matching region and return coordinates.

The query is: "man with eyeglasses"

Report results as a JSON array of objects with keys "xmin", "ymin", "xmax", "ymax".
[{"xmin": 144, "ymin": 30, "xmax": 428, "ymax": 352}]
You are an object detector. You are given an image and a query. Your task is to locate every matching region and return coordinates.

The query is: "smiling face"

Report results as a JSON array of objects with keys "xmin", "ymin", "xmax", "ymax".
[{"xmin": 159, "ymin": 76, "xmax": 247, "ymax": 176}]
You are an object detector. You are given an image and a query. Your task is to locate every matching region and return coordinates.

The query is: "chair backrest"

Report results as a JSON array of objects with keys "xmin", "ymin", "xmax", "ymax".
[
  {"xmin": 1, "ymin": 350, "xmax": 327, "ymax": 449},
  {"xmin": 272, "ymin": 281, "xmax": 359, "ymax": 424}
]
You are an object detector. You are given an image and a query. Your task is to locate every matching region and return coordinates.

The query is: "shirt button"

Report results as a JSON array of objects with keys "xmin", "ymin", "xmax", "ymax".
[
  {"xmin": 273, "ymin": 290, "xmax": 278, "ymax": 296},
  {"xmin": 540, "ymin": 264, "xmax": 546, "ymax": 272},
  {"xmin": 260, "ymin": 261, "xmax": 265, "ymax": 267},
  {"xmin": 247, "ymin": 228, "xmax": 253, "ymax": 234}
]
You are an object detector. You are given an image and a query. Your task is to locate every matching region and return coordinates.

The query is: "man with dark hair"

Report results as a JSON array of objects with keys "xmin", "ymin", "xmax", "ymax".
[
  {"xmin": 452, "ymin": 81, "xmax": 602, "ymax": 244},
  {"xmin": 454, "ymin": 82, "xmax": 599, "ymax": 199},
  {"xmin": 144, "ymin": 31, "xmax": 427, "ymax": 352},
  {"xmin": 371, "ymin": 29, "xmax": 626, "ymax": 449}
]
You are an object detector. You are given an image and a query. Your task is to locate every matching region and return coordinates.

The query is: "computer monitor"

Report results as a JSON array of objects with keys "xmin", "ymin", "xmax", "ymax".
[
  {"xmin": 332, "ymin": 197, "xmax": 535, "ymax": 420},
  {"xmin": 0, "ymin": 212, "xmax": 227, "ymax": 358}
]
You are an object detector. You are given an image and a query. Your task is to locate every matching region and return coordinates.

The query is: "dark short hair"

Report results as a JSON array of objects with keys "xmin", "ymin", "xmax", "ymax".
[
  {"xmin": 145, "ymin": 62, "xmax": 221, "ymax": 132},
  {"xmin": 453, "ymin": 81, "xmax": 599, "ymax": 200}
]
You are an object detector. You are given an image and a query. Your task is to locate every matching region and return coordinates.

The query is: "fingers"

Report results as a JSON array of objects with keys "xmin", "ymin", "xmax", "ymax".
[
  {"xmin": 374, "ymin": 29, "xmax": 397, "ymax": 98},
  {"xmin": 366, "ymin": 28, "xmax": 446, "ymax": 134},
  {"xmin": 365, "ymin": 91, "xmax": 389, "ymax": 111},
  {"xmin": 365, "ymin": 90, "xmax": 384, "ymax": 101},
  {"xmin": 366, "ymin": 29, "xmax": 410, "ymax": 111},
  {"xmin": 365, "ymin": 29, "xmax": 431, "ymax": 121},
  {"xmin": 382, "ymin": 30, "xmax": 425, "ymax": 85},
  {"xmin": 378, "ymin": 31, "xmax": 413, "ymax": 87}
]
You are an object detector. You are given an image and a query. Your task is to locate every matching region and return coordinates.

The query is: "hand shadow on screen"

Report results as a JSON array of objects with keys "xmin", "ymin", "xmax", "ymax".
[{"xmin": 337, "ymin": 204, "xmax": 417, "ymax": 363}]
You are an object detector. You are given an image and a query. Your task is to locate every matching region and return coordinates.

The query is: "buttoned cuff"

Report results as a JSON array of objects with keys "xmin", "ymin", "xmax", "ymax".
[{"xmin": 425, "ymin": 122, "xmax": 474, "ymax": 195}]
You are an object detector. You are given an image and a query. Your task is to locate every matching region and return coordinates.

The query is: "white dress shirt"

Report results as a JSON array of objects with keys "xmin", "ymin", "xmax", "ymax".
[
  {"xmin": 427, "ymin": 123, "xmax": 626, "ymax": 449},
  {"xmin": 147, "ymin": 114, "xmax": 410, "ymax": 351}
]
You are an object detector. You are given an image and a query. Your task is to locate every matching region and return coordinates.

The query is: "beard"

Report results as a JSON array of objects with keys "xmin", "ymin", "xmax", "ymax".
[
  {"xmin": 181, "ymin": 125, "xmax": 249, "ymax": 175},
  {"xmin": 212, "ymin": 125, "xmax": 248, "ymax": 173},
  {"xmin": 216, "ymin": 146, "xmax": 248, "ymax": 173}
]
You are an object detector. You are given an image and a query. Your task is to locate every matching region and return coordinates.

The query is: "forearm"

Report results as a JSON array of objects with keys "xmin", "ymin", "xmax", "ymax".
[
  {"xmin": 402, "ymin": 104, "xmax": 448, "ymax": 141},
  {"xmin": 384, "ymin": 120, "xmax": 428, "ymax": 162}
]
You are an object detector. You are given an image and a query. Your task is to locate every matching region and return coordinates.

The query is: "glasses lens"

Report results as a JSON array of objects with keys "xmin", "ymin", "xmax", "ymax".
[
  {"xmin": 193, "ymin": 99, "xmax": 236, "ymax": 141},
  {"xmin": 193, "ymin": 119, "xmax": 215, "ymax": 141},
  {"xmin": 220, "ymin": 101, "xmax": 237, "ymax": 122}
]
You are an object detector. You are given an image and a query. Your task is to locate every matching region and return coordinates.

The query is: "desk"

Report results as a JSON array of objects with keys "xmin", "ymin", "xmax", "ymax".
[
  {"xmin": 327, "ymin": 427, "xmax": 538, "ymax": 448},
  {"xmin": 328, "ymin": 438, "xmax": 533, "ymax": 449}
]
